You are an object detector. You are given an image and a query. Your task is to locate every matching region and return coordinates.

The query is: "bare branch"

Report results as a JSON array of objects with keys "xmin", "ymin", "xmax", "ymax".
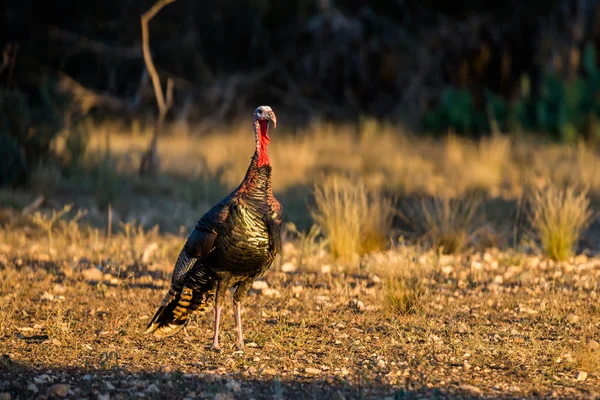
[
  {"xmin": 139, "ymin": 0, "xmax": 178, "ymax": 176},
  {"xmin": 141, "ymin": 0, "xmax": 177, "ymax": 115}
]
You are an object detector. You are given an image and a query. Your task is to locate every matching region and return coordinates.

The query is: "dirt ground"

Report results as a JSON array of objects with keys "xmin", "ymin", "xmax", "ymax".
[{"xmin": 0, "ymin": 214, "xmax": 599, "ymax": 400}]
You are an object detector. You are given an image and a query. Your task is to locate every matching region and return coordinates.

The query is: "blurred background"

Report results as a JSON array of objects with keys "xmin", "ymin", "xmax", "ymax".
[
  {"xmin": 4, "ymin": 0, "xmax": 599, "ymax": 134},
  {"xmin": 1, "ymin": 0, "xmax": 600, "ymax": 257}
]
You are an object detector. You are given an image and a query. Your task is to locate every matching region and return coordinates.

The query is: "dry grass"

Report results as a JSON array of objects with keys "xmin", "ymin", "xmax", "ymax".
[
  {"xmin": 362, "ymin": 246, "xmax": 432, "ymax": 316},
  {"xmin": 529, "ymin": 184, "xmax": 594, "ymax": 261},
  {"xmin": 311, "ymin": 175, "xmax": 394, "ymax": 262},
  {"xmin": 400, "ymin": 195, "xmax": 482, "ymax": 254}
]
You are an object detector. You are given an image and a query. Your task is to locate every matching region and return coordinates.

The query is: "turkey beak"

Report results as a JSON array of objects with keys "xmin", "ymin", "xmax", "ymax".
[{"xmin": 268, "ymin": 112, "xmax": 277, "ymax": 129}]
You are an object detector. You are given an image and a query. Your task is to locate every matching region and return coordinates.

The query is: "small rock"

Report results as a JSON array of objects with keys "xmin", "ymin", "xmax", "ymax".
[
  {"xmin": 292, "ymin": 285, "xmax": 303, "ymax": 294},
  {"xmin": 214, "ymin": 394, "xmax": 234, "ymax": 400},
  {"xmin": 459, "ymin": 384, "xmax": 482, "ymax": 394},
  {"xmin": 588, "ymin": 339, "xmax": 600, "ymax": 350},
  {"xmin": 305, "ymin": 368, "xmax": 321, "ymax": 375},
  {"xmin": 34, "ymin": 375, "xmax": 52, "ymax": 384},
  {"xmin": 252, "ymin": 280, "xmax": 268, "ymax": 290},
  {"xmin": 27, "ymin": 383, "xmax": 39, "ymax": 393},
  {"xmin": 82, "ymin": 267, "xmax": 103, "ymax": 282},
  {"xmin": 370, "ymin": 274, "xmax": 381, "ymax": 283},
  {"xmin": 340, "ymin": 368, "xmax": 349, "ymax": 376},
  {"xmin": 105, "ymin": 381, "xmax": 115, "ymax": 390},
  {"xmin": 48, "ymin": 383, "xmax": 69, "ymax": 398},
  {"xmin": 441, "ymin": 265, "xmax": 453, "ymax": 275},
  {"xmin": 321, "ymin": 264, "xmax": 331, "ymax": 274},
  {"xmin": 52, "ymin": 283, "xmax": 67, "ymax": 294},
  {"xmin": 40, "ymin": 292, "xmax": 54, "ymax": 301},
  {"xmin": 567, "ymin": 315, "xmax": 580, "ymax": 324},
  {"xmin": 146, "ymin": 384, "xmax": 159, "ymax": 393},
  {"xmin": 332, "ymin": 391, "xmax": 346, "ymax": 400},
  {"xmin": 261, "ymin": 288, "xmax": 280, "ymax": 297},
  {"xmin": 494, "ymin": 275, "xmax": 504, "ymax": 284},
  {"xmin": 225, "ymin": 379, "xmax": 241, "ymax": 392},
  {"xmin": 281, "ymin": 262, "xmax": 296, "ymax": 273},
  {"xmin": 377, "ymin": 359, "xmax": 386, "ymax": 368},
  {"xmin": 577, "ymin": 371, "xmax": 588, "ymax": 382},
  {"xmin": 348, "ymin": 299, "xmax": 365, "ymax": 312}
]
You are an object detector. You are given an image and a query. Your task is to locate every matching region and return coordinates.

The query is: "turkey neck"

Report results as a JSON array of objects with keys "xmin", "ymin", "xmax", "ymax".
[
  {"xmin": 236, "ymin": 119, "xmax": 274, "ymax": 200},
  {"xmin": 254, "ymin": 119, "xmax": 271, "ymax": 168}
]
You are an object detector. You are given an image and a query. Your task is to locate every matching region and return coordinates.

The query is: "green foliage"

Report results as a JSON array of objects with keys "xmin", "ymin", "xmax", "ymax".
[
  {"xmin": 423, "ymin": 42, "xmax": 600, "ymax": 142},
  {"xmin": 0, "ymin": 81, "xmax": 69, "ymax": 187}
]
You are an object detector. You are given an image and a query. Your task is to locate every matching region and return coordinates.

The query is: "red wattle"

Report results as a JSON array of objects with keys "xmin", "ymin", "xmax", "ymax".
[{"xmin": 257, "ymin": 120, "xmax": 271, "ymax": 167}]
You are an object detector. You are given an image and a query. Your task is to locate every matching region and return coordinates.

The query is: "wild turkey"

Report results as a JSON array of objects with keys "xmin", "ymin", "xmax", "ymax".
[{"xmin": 145, "ymin": 105, "xmax": 282, "ymax": 351}]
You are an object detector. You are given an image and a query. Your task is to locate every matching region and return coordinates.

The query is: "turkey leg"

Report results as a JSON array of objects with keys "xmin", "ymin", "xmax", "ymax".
[
  {"xmin": 233, "ymin": 301, "xmax": 243, "ymax": 349},
  {"xmin": 211, "ymin": 280, "xmax": 225, "ymax": 351},
  {"xmin": 233, "ymin": 279, "xmax": 253, "ymax": 350}
]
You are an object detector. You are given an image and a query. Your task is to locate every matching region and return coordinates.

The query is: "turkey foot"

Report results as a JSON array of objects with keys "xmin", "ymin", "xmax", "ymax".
[
  {"xmin": 234, "ymin": 301, "xmax": 244, "ymax": 350},
  {"xmin": 211, "ymin": 305, "xmax": 223, "ymax": 352}
]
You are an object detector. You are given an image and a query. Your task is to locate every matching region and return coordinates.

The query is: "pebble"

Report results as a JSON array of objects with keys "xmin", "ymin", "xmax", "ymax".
[
  {"xmin": 82, "ymin": 267, "xmax": 103, "ymax": 282},
  {"xmin": 348, "ymin": 299, "xmax": 365, "ymax": 311},
  {"xmin": 27, "ymin": 383, "xmax": 38, "ymax": 393},
  {"xmin": 332, "ymin": 391, "xmax": 346, "ymax": 400},
  {"xmin": 459, "ymin": 384, "xmax": 482, "ymax": 394},
  {"xmin": 226, "ymin": 379, "xmax": 241, "ymax": 392},
  {"xmin": 321, "ymin": 264, "xmax": 331, "ymax": 274},
  {"xmin": 281, "ymin": 262, "xmax": 296, "ymax": 272},
  {"xmin": 48, "ymin": 384, "xmax": 68, "ymax": 398},
  {"xmin": 588, "ymin": 339, "xmax": 600, "ymax": 350},
  {"xmin": 261, "ymin": 288, "xmax": 280, "ymax": 297},
  {"xmin": 252, "ymin": 280, "xmax": 268, "ymax": 290},
  {"xmin": 305, "ymin": 368, "xmax": 321, "ymax": 375},
  {"xmin": 146, "ymin": 383, "xmax": 160, "ymax": 393},
  {"xmin": 577, "ymin": 371, "xmax": 588, "ymax": 382}
]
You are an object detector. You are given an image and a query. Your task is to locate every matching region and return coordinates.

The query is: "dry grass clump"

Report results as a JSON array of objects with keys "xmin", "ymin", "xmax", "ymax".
[
  {"xmin": 363, "ymin": 247, "xmax": 431, "ymax": 316},
  {"xmin": 311, "ymin": 175, "xmax": 394, "ymax": 262},
  {"xmin": 400, "ymin": 195, "xmax": 482, "ymax": 254},
  {"xmin": 529, "ymin": 184, "xmax": 594, "ymax": 261}
]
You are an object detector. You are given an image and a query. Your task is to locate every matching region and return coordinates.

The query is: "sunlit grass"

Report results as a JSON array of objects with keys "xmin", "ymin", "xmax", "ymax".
[
  {"xmin": 311, "ymin": 175, "xmax": 394, "ymax": 262},
  {"xmin": 529, "ymin": 184, "xmax": 594, "ymax": 261}
]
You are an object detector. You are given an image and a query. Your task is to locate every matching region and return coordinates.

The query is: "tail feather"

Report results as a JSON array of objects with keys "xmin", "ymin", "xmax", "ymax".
[{"xmin": 145, "ymin": 286, "xmax": 214, "ymax": 338}]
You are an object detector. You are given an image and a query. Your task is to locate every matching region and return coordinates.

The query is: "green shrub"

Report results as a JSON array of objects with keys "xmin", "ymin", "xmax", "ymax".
[{"xmin": 423, "ymin": 42, "xmax": 600, "ymax": 143}]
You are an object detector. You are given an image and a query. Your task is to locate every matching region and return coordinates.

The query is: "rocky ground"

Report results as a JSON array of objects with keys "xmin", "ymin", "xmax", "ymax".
[{"xmin": 0, "ymin": 215, "xmax": 599, "ymax": 400}]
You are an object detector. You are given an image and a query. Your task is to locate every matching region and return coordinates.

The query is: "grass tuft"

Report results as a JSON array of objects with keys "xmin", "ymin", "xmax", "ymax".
[
  {"xmin": 400, "ymin": 195, "xmax": 482, "ymax": 254},
  {"xmin": 311, "ymin": 175, "xmax": 394, "ymax": 262},
  {"xmin": 363, "ymin": 247, "xmax": 431, "ymax": 316},
  {"xmin": 529, "ymin": 184, "xmax": 594, "ymax": 261}
]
